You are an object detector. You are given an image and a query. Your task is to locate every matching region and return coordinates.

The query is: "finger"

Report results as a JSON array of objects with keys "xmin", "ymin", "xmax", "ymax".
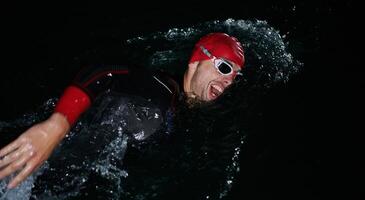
[
  {"xmin": 0, "ymin": 149, "xmax": 23, "ymax": 168},
  {"xmin": 7, "ymin": 159, "xmax": 38, "ymax": 189},
  {"xmin": 0, "ymin": 140, "xmax": 21, "ymax": 158},
  {"xmin": 0, "ymin": 143, "xmax": 32, "ymax": 168},
  {"xmin": 0, "ymin": 151, "xmax": 33, "ymax": 180}
]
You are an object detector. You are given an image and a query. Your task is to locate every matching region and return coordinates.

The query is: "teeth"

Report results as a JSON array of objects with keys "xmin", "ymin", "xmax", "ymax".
[{"xmin": 212, "ymin": 85, "xmax": 223, "ymax": 93}]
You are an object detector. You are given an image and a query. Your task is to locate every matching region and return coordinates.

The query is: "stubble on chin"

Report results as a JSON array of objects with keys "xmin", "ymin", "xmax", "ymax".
[{"xmin": 184, "ymin": 95, "xmax": 205, "ymax": 108}]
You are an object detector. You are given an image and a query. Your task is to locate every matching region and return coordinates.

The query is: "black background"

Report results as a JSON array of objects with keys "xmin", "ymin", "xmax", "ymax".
[{"xmin": 0, "ymin": 1, "xmax": 360, "ymax": 199}]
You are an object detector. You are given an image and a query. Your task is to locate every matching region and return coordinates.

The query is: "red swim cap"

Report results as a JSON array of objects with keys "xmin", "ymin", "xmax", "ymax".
[{"xmin": 189, "ymin": 32, "xmax": 245, "ymax": 68}]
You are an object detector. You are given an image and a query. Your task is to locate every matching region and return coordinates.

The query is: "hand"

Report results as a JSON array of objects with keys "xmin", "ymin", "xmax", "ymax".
[{"xmin": 0, "ymin": 113, "xmax": 70, "ymax": 189}]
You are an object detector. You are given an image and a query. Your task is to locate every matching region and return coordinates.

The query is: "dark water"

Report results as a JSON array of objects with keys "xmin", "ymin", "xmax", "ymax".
[{"xmin": 0, "ymin": 1, "xmax": 358, "ymax": 200}]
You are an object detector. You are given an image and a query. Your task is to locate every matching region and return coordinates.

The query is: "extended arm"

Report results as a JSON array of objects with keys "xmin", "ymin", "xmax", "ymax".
[{"xmin": 0, "ymin": 64, "xmax": 130, "ymax": 188}]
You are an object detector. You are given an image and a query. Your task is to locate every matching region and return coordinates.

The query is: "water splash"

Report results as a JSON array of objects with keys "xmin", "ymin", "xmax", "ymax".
[
  {"xmin": 1, "ymin": 19, "xmax": 302, "ymax": 199},
  {"xmin": 0, "ymin": 158, "xmax": 49, "ymax": 200},
  {"xmin": 120, "ymin": 19, "xmax": 302, "ymax": 199},
  {"xmin": 124, "ymin": 18, "xmax": 302, "ymax": 86}
]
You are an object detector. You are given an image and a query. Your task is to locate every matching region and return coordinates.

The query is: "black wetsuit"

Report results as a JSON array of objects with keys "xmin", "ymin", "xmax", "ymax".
[{"xmin": 71, "ymin": 64, "xmax": 181, "ymax": 140}]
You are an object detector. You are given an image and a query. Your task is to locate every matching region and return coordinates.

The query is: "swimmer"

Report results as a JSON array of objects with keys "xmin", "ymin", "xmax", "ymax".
[{"xmin": 0, "ymin": 32, "xmax": 245, "ymax": 188}]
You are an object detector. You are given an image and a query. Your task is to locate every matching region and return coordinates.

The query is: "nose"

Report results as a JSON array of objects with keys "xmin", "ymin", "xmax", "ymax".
[{"xmin": 222, "ymin": 75, "xmax": 233, "ymax": 87}]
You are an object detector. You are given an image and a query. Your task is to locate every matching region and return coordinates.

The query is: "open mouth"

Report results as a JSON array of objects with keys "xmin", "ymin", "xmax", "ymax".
[{"xmin": 208, "ymin": 84, "xmax": 223, "ymax": 100}]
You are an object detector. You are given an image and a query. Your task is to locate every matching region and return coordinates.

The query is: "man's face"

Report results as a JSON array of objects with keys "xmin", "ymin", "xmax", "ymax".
[{"xmin": 185, "ymin": 59, "xmax": 241, "ymax": 102}]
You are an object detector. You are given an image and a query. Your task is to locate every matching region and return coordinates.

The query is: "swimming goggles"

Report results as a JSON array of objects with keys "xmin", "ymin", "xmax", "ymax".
[{"xmin": 200, "ymin": 45, "xmax": 242, "ymax": 77}]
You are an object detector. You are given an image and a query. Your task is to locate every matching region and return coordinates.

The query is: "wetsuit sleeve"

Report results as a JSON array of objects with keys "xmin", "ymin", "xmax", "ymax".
[{"xmin": 54, "ymin": 64, "xmax": 129, "ymax": 126}]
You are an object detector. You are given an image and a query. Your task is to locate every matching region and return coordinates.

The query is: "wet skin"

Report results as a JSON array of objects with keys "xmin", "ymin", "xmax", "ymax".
[{"xmin": 184, "ymin": 59, "xmax": 241, "ymax": 101}]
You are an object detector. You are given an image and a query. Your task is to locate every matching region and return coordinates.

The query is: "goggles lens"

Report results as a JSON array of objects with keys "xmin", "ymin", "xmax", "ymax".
[
  {"xmin": 214, "ymin": 59, "xmax": 234, "ymax": 75},
  {"xmin": 200, "ymin": 45, "xmax": 241, "ymax": 76}
]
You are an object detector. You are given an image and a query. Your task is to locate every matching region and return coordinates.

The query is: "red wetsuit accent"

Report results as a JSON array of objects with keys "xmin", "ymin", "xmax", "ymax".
[
  {"xmin": 54, "ymin": 64, "xmax": 130, "ymax": 126},
  {"xmin": 53, "ymin": 64, "xmax": 178, "ymax": 127},
  {"xmin": 54, "ymin": 86, "xmax": 91, "ymax": 126}
]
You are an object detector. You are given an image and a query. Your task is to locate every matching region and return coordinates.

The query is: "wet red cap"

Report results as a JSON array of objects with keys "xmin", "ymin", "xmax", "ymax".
[{"xmin": 189, "ymin": 32, "xmax": 245, "ymax": 68}]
